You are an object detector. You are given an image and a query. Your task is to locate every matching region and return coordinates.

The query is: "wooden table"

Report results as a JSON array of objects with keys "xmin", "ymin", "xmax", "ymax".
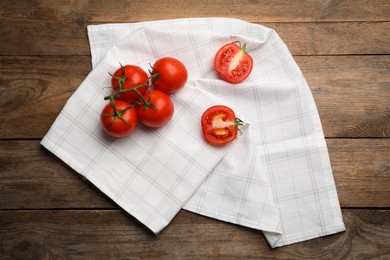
[{"xmin": 1, "ymin": 1, "xmax": 389, "ymax": 258}]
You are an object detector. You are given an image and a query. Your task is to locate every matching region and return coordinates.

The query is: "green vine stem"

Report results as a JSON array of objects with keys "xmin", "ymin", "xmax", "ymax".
[
  {"xmin": 234, "ymin": 117, "xmax": 249, "ymax": 136},
  {"xmin": 104, "ymin": 73, "xmax": 159, "ymax": 102},
  {"xmin": 101, "ymin": 98, "xmax": 133, "ymax": 127},
  {"xmin": 102, "ymin": 68, "xmax": 159, "ymax": 115}
]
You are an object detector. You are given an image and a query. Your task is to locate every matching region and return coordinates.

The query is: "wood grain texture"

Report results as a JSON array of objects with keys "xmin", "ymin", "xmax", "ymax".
[
  {"xmin": 1, "ymin": 21, "xmax": 389, "ymax": 56},
  {"xmin": 0, "ymin": 140, "xmax": 115, "ymax": 209},
  {"xmin": 0, "ymin": 209, "xmax": 389, "ymax": 259},
  {"xmin": 1, "ymin": 0, "xmax": 389, "ymax": 258},
  {"xmin": 0, "ymin": 56, "xmax": 88, "ymax": 139},
  {"xmin": 2, "ymin": 0, "xmax": 390, "ymax": 23},
  {"xmin": 0, "ymin": 139, "xmax": 388, "ymax": 209},
  {"xmin": 297, "ymin": 55, "xmax": 390, "ymax": 138},
  {"xmin": 1, "ymin": 55, "xmax": 388, "ymax": 138},
  {"xmin": 327, "ymin": 139, "xmax": 390, "ymax": 207}
]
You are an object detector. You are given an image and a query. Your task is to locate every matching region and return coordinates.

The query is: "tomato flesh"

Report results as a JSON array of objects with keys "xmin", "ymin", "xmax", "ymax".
[
  {"xmin": 214, "ymin": 42, "xmax": 253, "ymax": 84},
  {"xmin": 201, "ymin": 105, "xmax": 237, "ymax": 145}
]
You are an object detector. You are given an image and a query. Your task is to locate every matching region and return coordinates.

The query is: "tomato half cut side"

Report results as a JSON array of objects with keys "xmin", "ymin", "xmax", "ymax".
[
  {"xmin": 214, "ymin": 42, "xmax": 253, "ymax": 84},
  {"xmin": 201, "ymin": 105, "xmax": 241, "ymax": 145}
]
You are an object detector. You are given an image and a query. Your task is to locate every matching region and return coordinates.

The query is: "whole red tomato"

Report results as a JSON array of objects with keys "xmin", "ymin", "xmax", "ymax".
[
  {"xmin": 214, "ymin": 42, "xmax": 253, "ymax": 84},
  {"xmin": 111, "ymin": 65, "xmax": 149, "ymax": 102},
  {"xmin": 137, "ymin": 90, "xmax": 174, "ymax": 128},
  {"xmin": 100, "ymin": 100, "xmax": 138, "ymax": 137},
  {"xmin": 201, "ymin": 105, "xmax": 243, "ymax": 145},
  {"xmin": 151, "ymin": 57, "xmax": 188, "ymax": 94}
]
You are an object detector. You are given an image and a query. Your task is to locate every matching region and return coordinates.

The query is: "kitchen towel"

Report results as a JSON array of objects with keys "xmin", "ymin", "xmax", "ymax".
[{"xmin": 41, "ymin": 18, "xmax": 345, "ymax": 247}]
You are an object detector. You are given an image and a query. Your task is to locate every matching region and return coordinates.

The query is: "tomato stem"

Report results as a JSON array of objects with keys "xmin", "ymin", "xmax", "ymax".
[
  {"xmin": 103, "ymin": 65, "xmax": 160, "ymax": 118},
  {"xmin": 103, "ymin": 72, "xmax": 159, "ymax": 101},
  {"xmin": 241, "ymin": 43, "xmax": 247, "ymax": 53},
  {"xmin": 234, "ymin": 117, "xmax": 244, "ymax": 127},
  {"xmin": 234, "ymin": 117, "xmax": 248, "ymax": 136},
  {"xmin": 101, "ymin": 65, "xmax": 161, "ymax": 131},
  {"xmin": 133, "ymin": 87, "xmax": 150, "ymax": 107},
  {"xmin": 102, "ymin": 99, "xmax": 133, "ymax": 129},
  {"xmin": 231, "ymin": 41, "xmax": 247, "ymax": 53},
  {"xmin": 109, "ymin": 98, "xmax": 118, "ymax": 116}
]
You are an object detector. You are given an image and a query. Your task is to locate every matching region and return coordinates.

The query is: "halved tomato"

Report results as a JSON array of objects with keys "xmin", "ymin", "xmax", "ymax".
[
  {"xmin": 214, "ymin": 42, "xmax": 253, "ymax": 84},
  {"xmin": 201, "ymin": 105, "xmax": 243, "ymax": 145}
]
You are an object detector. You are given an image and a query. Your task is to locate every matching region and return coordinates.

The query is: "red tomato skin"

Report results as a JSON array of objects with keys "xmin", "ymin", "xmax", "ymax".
[
  {"xmin": 100, "ymin": 100, "xmax": 138, "ymax": 137},
  {"xmin": 214, "ymin": 43, "xmax": 253, "ymax": 84},
  {"xmin": 137, "ymin": 90, "xmax": 174, "ymax": 128},
  {"xmin": 111, "ymin": 65, "xmax": 149, "ymax": 102},
  {"xmin": 201, "ymin": 105, "xmax": 237, "ymax": 145},
  {"xmin": 152, "ymin": 57, "xmax": 188, "ymax": 94}
]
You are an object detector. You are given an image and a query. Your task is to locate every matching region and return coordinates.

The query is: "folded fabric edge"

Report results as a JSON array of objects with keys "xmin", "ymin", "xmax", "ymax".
[
  {"xmin": 40, "ymin": 136, "xmax": 169, "ymax": 235},
  {"xmin": 265, "ymin": 223, "xmax": 346, "ymax": 248},
  {"xmin": 86, "ymin": 17, "xmax": 258, "ymax": 31},
  {"xmin": 182, "ymin": 205, "xmax": 283, "ymax": 235},
  {"xmin": 86, "ymin": 17, "xmax": 275, "ymax": 69}
]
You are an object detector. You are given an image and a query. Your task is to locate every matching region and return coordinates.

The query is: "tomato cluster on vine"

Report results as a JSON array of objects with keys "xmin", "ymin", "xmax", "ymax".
[{"xmin": 100, "ymin": 57, "xmax": 188, "ymax": 137}]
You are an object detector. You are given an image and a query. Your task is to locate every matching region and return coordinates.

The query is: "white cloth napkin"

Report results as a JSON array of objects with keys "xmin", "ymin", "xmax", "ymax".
[{"xmin": 41, "ymin": 18, "xmax": 345, "ymax": 247}]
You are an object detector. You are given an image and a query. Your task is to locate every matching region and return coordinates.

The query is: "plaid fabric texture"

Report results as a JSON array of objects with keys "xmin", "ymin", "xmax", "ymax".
[{"xmin": 41, "ymin": 18, "xmax": 345, "ymax": 247}]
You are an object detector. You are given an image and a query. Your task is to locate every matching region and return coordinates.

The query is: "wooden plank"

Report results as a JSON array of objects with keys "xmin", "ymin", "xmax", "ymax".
[
  {"xmin": 1, "ymin": 0, "xmax": 390, "ymax": 23},
  {"xmin": 0, "ymin": 139, "xmax": 388, "ymax": 209},
  {"xmin": 0, "ymin": 56, "xmax": 89, "ymax": 139},
  {"xmin": 0, "ymin": 21, "xmax": 90, "ymax": 56},
  {"xmin": 0, "ymin": 140, "xmax": 115, "ymax": 209},
  {"xmin": 328, "ymin": 139, "xmax": 390, "ymax": 208},
  {"xmin": 1, "ymin": 21, "xmax": 390, "ymax": 56},
  {"xmin": 1, "ymin": 55, "xmax": 388, "ymax": 139},
  {"xmin": 296, "ymin": 55, "xmax": 390, "ymax": 138},
  {"xmin": 273, "ymin": 21, "xmax": 390, "ymax": 55},
  {"xmin": 0, "ymin": 209, "xmax": 388, "ymax": 259}
]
